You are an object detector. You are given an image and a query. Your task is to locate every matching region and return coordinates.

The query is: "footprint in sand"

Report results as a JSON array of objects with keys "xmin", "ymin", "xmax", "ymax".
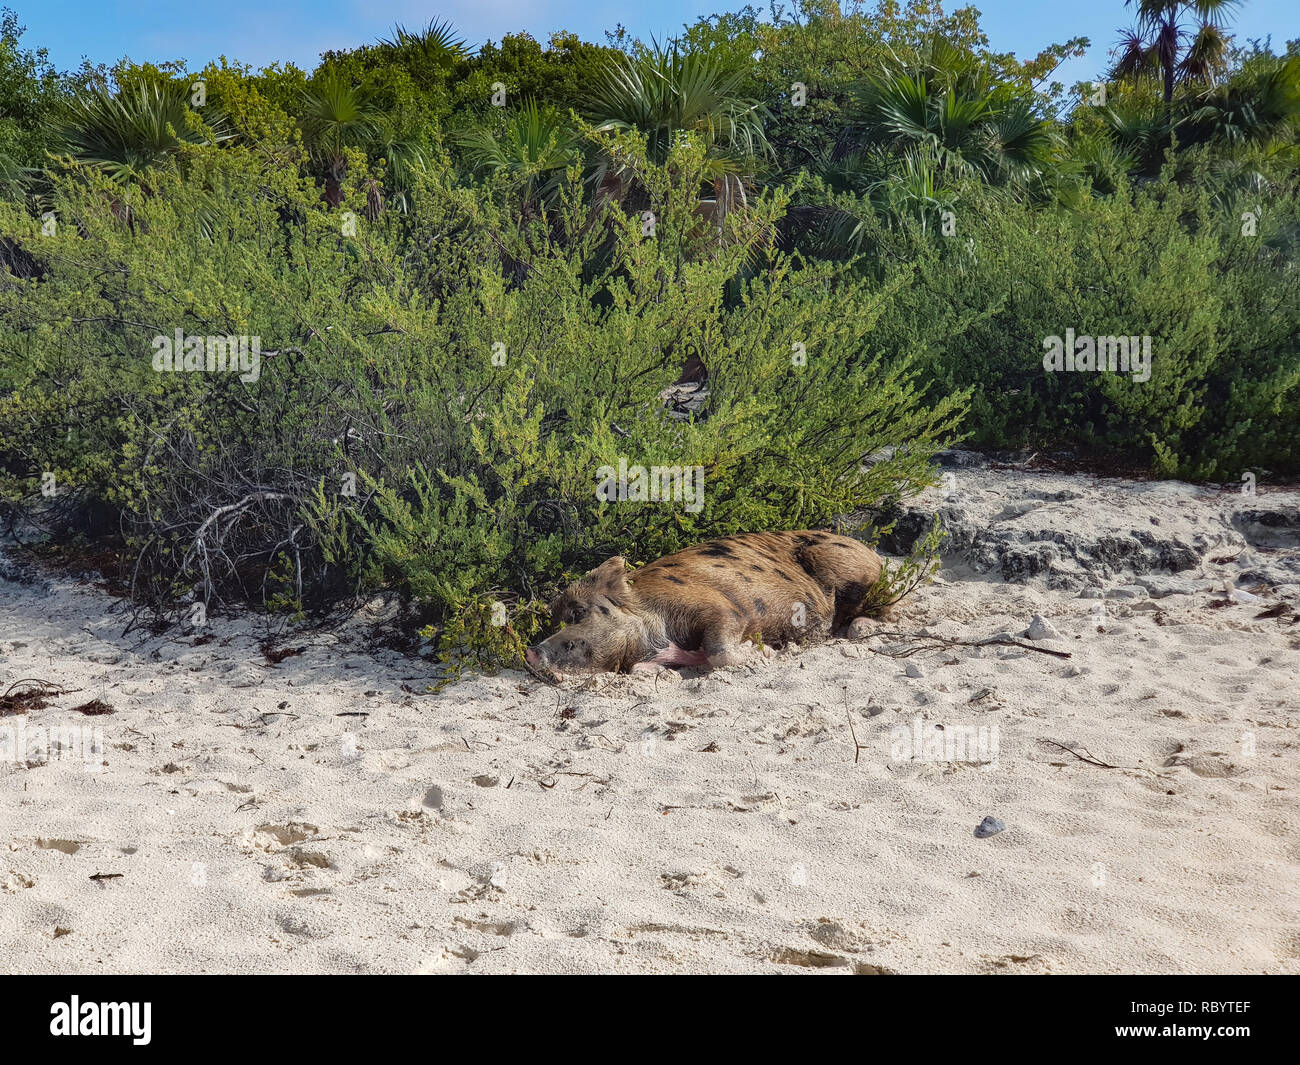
[
  {"xmin": 240, "ymin": 822, "xmax": 319, "ymax": 852},
  {"xmin": 3, "ymin": 870, "xmax": 36, "ymax": 892},
  {"xmin": 284, "ymin": 847, "xmax": 333, "ymax": 870},
  {"xmin": 276, "ymin": 910, "xmax": 331, "ymax": 939},
  {"xmin": 453, "ymin": 916, "xmax": 516, "ymax": 936},
  {"xmin": 770, "ymin": 946, "xmax": 853, "ymax": 969},
  {"xmin": 414, "ymin": 944, "xmax": 479, "ymax": 971},
  {"xmin": 1165, "ymin": 753, "xmax": 1248, "ymax": 777},
  {"xmin": 34, "ymin": 839, "xmax": 82, "ymax": 854}
]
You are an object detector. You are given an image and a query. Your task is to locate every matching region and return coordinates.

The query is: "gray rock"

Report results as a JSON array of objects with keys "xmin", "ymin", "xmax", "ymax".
[
  {"xmin": 974, "ymin": 816, "xmax": 1006, "ymax": 839},
  {"xmin": 0, "ymin": 551, "xmax": 52, "ymax": 592},
  {"xmin": 1132, "ymin": 575, "xmax": 1207, "ymax": 598},
  {"xmin": 904, "ymin": 661, "xmax": 925, "ymax": 678},
  {"xmin": 876, "ymin": 507, "xmax": 1214, "ymax": 591},
  {"xmin": 935, "ymin": 449, "xmax": 989, "ymax": 469},
  {"xmin": 1026, "ymin": 615, "xmax": 1061, "ymax": 641},
  {"xmin": 863, "ymin": 460, "xmax": 1300, "ymax": 594},
  {"xmin": 1107, "ymin": 585, "xmax": 1149, "ymax": 599},
  {"xmin": 1231, "ymin": 508, "xmax": 1300, "ymax": 549}
]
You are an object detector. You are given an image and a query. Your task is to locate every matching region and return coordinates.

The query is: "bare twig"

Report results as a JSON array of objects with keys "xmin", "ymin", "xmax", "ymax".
[
  {"xmin": 1037, "ymin": 739, "xmax": 1157, "ymax": 774},
  {"xmin": 842, "ymin": 686, "xmax": 867, "ymax": 764},
  {"xmin": 870, "ymin": 630, "xmax": 1072, "ymax": 660}
]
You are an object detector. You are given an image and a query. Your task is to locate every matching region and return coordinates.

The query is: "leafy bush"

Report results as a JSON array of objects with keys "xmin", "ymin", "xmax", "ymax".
[
  {"xmin": 0, "ymin": 133, "xmax": 966, "ymax": 651},
  {"xmin": 867, "ymin": 171, "xmax": 1300, "ymax": 478}
]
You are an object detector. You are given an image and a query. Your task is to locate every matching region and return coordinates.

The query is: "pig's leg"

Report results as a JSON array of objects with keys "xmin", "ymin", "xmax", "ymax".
[
  {"xmin": 831, "ymin": 571, "xmax": 893, "ymax": 634},
  {"xmin": 634, "ymin": 642, "xmax": 711, "ymax": 671},
  {"xmin": 790, "ymin": 538, "xmax": 886, "ymax": 635},
  {"xmin": 703, "ymin": 622, "xmax": 773, "ymax": 667}
]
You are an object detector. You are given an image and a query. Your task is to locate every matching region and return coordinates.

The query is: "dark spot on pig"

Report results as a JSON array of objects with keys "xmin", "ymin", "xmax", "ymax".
[
  {"xmin": 749, "ymin": 564, "xmax": 765, "ymax": 573},
  {"xmin": 701, "ymin": 546, "xmax": 734, "ymax": 558},
  {"xmin": 661, "ymin": 562, "xmax": 678, "ymax": 568},
  {"xmin": 665, "ymin": 575, "xmax": 685, "ymax": 585},
  {"xmin": 754, "ymin": 598, "xmax": 768, "ymax": 616},
  {"xmin": 720, "ymin": 589, "xmax": 749, "ymax": 615},
  {"xmin": 598, "ymin": 605, "xmax": 610, "ymax": 615},
  {"xmin": 740, "ymin": 576, "xmax": 752, "ymax": 584}
]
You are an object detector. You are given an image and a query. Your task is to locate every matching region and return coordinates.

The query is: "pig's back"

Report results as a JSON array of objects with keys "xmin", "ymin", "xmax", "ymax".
[{"xmin": 629, "ymin": 530, "xmax": 870, "ymax": 647}]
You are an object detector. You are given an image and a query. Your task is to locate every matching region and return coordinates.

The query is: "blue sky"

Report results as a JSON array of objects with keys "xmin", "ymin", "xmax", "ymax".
[{"xmin": 11, "ymin": 0, "xmax": 1300, "ymax": 92}]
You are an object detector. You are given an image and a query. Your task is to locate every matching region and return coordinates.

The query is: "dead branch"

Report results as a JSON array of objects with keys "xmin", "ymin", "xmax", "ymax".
[
  {"xmin": 870, "ymin": 630, "xmax": 1072, "ymax": 660},
  {"xmin": 1037, "ymin": 738, "xmax": 1158, "ymax": 774}
]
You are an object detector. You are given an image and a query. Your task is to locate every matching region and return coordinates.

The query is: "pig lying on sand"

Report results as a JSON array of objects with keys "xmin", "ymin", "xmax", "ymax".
[{"xmin": 526, "ymin": 530, "xmax": 884, "ymax": 677}]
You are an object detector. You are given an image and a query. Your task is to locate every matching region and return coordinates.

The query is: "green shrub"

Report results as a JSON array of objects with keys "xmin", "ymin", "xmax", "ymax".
[
  {"xmin": 869, "ymin": 173, "xmax": 1300, "ymax": 478},
  {"xmin": 0, "ymin": 133, "xmax": 966, "ymax": 658}
]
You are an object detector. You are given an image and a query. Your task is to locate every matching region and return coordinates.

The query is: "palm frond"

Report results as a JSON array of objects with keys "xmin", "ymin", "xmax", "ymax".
[
  {"xmin": 298, "ymin": 73, "xmax": 382, "ymax": 164},
  {"xmin": 586, "ymin": 41, "xmax": 770, "ymax": 168},
  {"xmin": 53, "ymin": 82, "xmax": 234, "ymax": 184},
  {"xmin": 1178, "ymin": 23, "xmax": 1231, "ymax": 84},
  {"xmin": 456, "ymin": 100, "xmax": 582, "ymax": 206},
  {"xmin": 377, "ymin": 18, "xmax": 470, "ymax": 67}
]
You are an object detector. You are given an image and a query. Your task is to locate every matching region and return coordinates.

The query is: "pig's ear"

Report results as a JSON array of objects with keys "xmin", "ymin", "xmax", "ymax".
[{"xmin": 583, "ymin": 556, "xmax": 629, "ymax": 596}]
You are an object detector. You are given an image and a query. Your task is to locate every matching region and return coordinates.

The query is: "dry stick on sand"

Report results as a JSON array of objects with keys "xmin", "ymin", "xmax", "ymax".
[
  {"xmin": 1038, "ymin": 738, "xmax": 1161, "ymax": 775},
  {"xmin": 522, "ymin": 659, "xmax": 561, "ymax": 686},
  {"xmin": 842, "ymin": 686, "xmax": 867, "ymax": 764},
  {"xmin": 869, "ymin": 630, "xmax": 1073, "ymax": 660}
]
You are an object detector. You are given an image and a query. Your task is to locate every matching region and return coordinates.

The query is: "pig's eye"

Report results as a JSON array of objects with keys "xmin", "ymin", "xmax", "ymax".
[{"xmin": 569, "ymin": 608, "xmax": 586, "ymax": 623}]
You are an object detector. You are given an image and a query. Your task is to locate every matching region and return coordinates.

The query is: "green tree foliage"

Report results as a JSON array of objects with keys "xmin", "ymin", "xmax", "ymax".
[
  {"xmin": 0, "ymin": 1, "xmax": 1297, "ymax": 645},
  {"xmin": 0, "ymin": 8, "xmax": 83, "ymax": 197},
  {"xmin": 869, "ymin": 173, "xmax": 1300, "ymax": 479},
  {"xmin": 0, "ymin": 133, "xmax": 964, "ymax": 637},
  {"xmin": 1112, "ymin": 0, "xmax": 1239, "ymax": 108},
  {"xmin": 51, "ymin": 81, "xmax": 234, "ymax": 185}
]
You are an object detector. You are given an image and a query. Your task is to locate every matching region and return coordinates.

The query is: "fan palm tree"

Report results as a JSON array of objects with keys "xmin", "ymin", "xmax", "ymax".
[
  {"xmin": 298, "ymin": 72, "xmax": 426, "ymax": 211},
  {"xmin": 585, "ymin": 40, "xmax": 771, "ymax": 218},
  {"xmin": 456, "ymin": 100, "xmax": 583, "ymax": 211},
  {"xmin": 376, "ymin": 18, "xmax": 471, "ymax": 72},
  {"xmin": 846, "ymin": 39, "xmax": 1060, "ymax": 193},
  {"xmin": 53, "ymin": 81, "xmax": 233, "ymax": 185},
  {"xmin": 1111, "ymin": 0, "xmax": 1240, "ymax": 111},
  {"xmin": 1064, "ymin": 131, "xmax": 1139, "ymax": 195},
  {"xmin": 298, "ymin": 73, "xmax": 381, "ymax": 207},
  {"xmin": 1094, "ymin": 91, "xmax": 1176, "ymax": 174},
  {"xmin": 808, "ymin": 145, "xmax": 961, "ymax": 254},
  {"xmin": 1182, "ymin": 53, "xmax": 1300, "ymax": 148}
]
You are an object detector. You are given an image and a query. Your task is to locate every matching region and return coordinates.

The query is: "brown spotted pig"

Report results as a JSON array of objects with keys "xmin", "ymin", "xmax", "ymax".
[{"xmin": 525, "ymin": 530, "xmax": 884, "ymax": 677}]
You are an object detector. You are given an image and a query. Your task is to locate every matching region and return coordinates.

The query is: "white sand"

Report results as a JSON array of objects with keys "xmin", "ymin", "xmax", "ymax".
[{"xmin": 2, "ymin": 469, "xmax": 1298, "ymax": 974}]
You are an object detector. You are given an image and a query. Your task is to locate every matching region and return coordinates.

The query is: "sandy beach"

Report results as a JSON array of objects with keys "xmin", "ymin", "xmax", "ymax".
[{"xmin": 3, "ymin": 465, "xmax": 1298, "ymax": 974}]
